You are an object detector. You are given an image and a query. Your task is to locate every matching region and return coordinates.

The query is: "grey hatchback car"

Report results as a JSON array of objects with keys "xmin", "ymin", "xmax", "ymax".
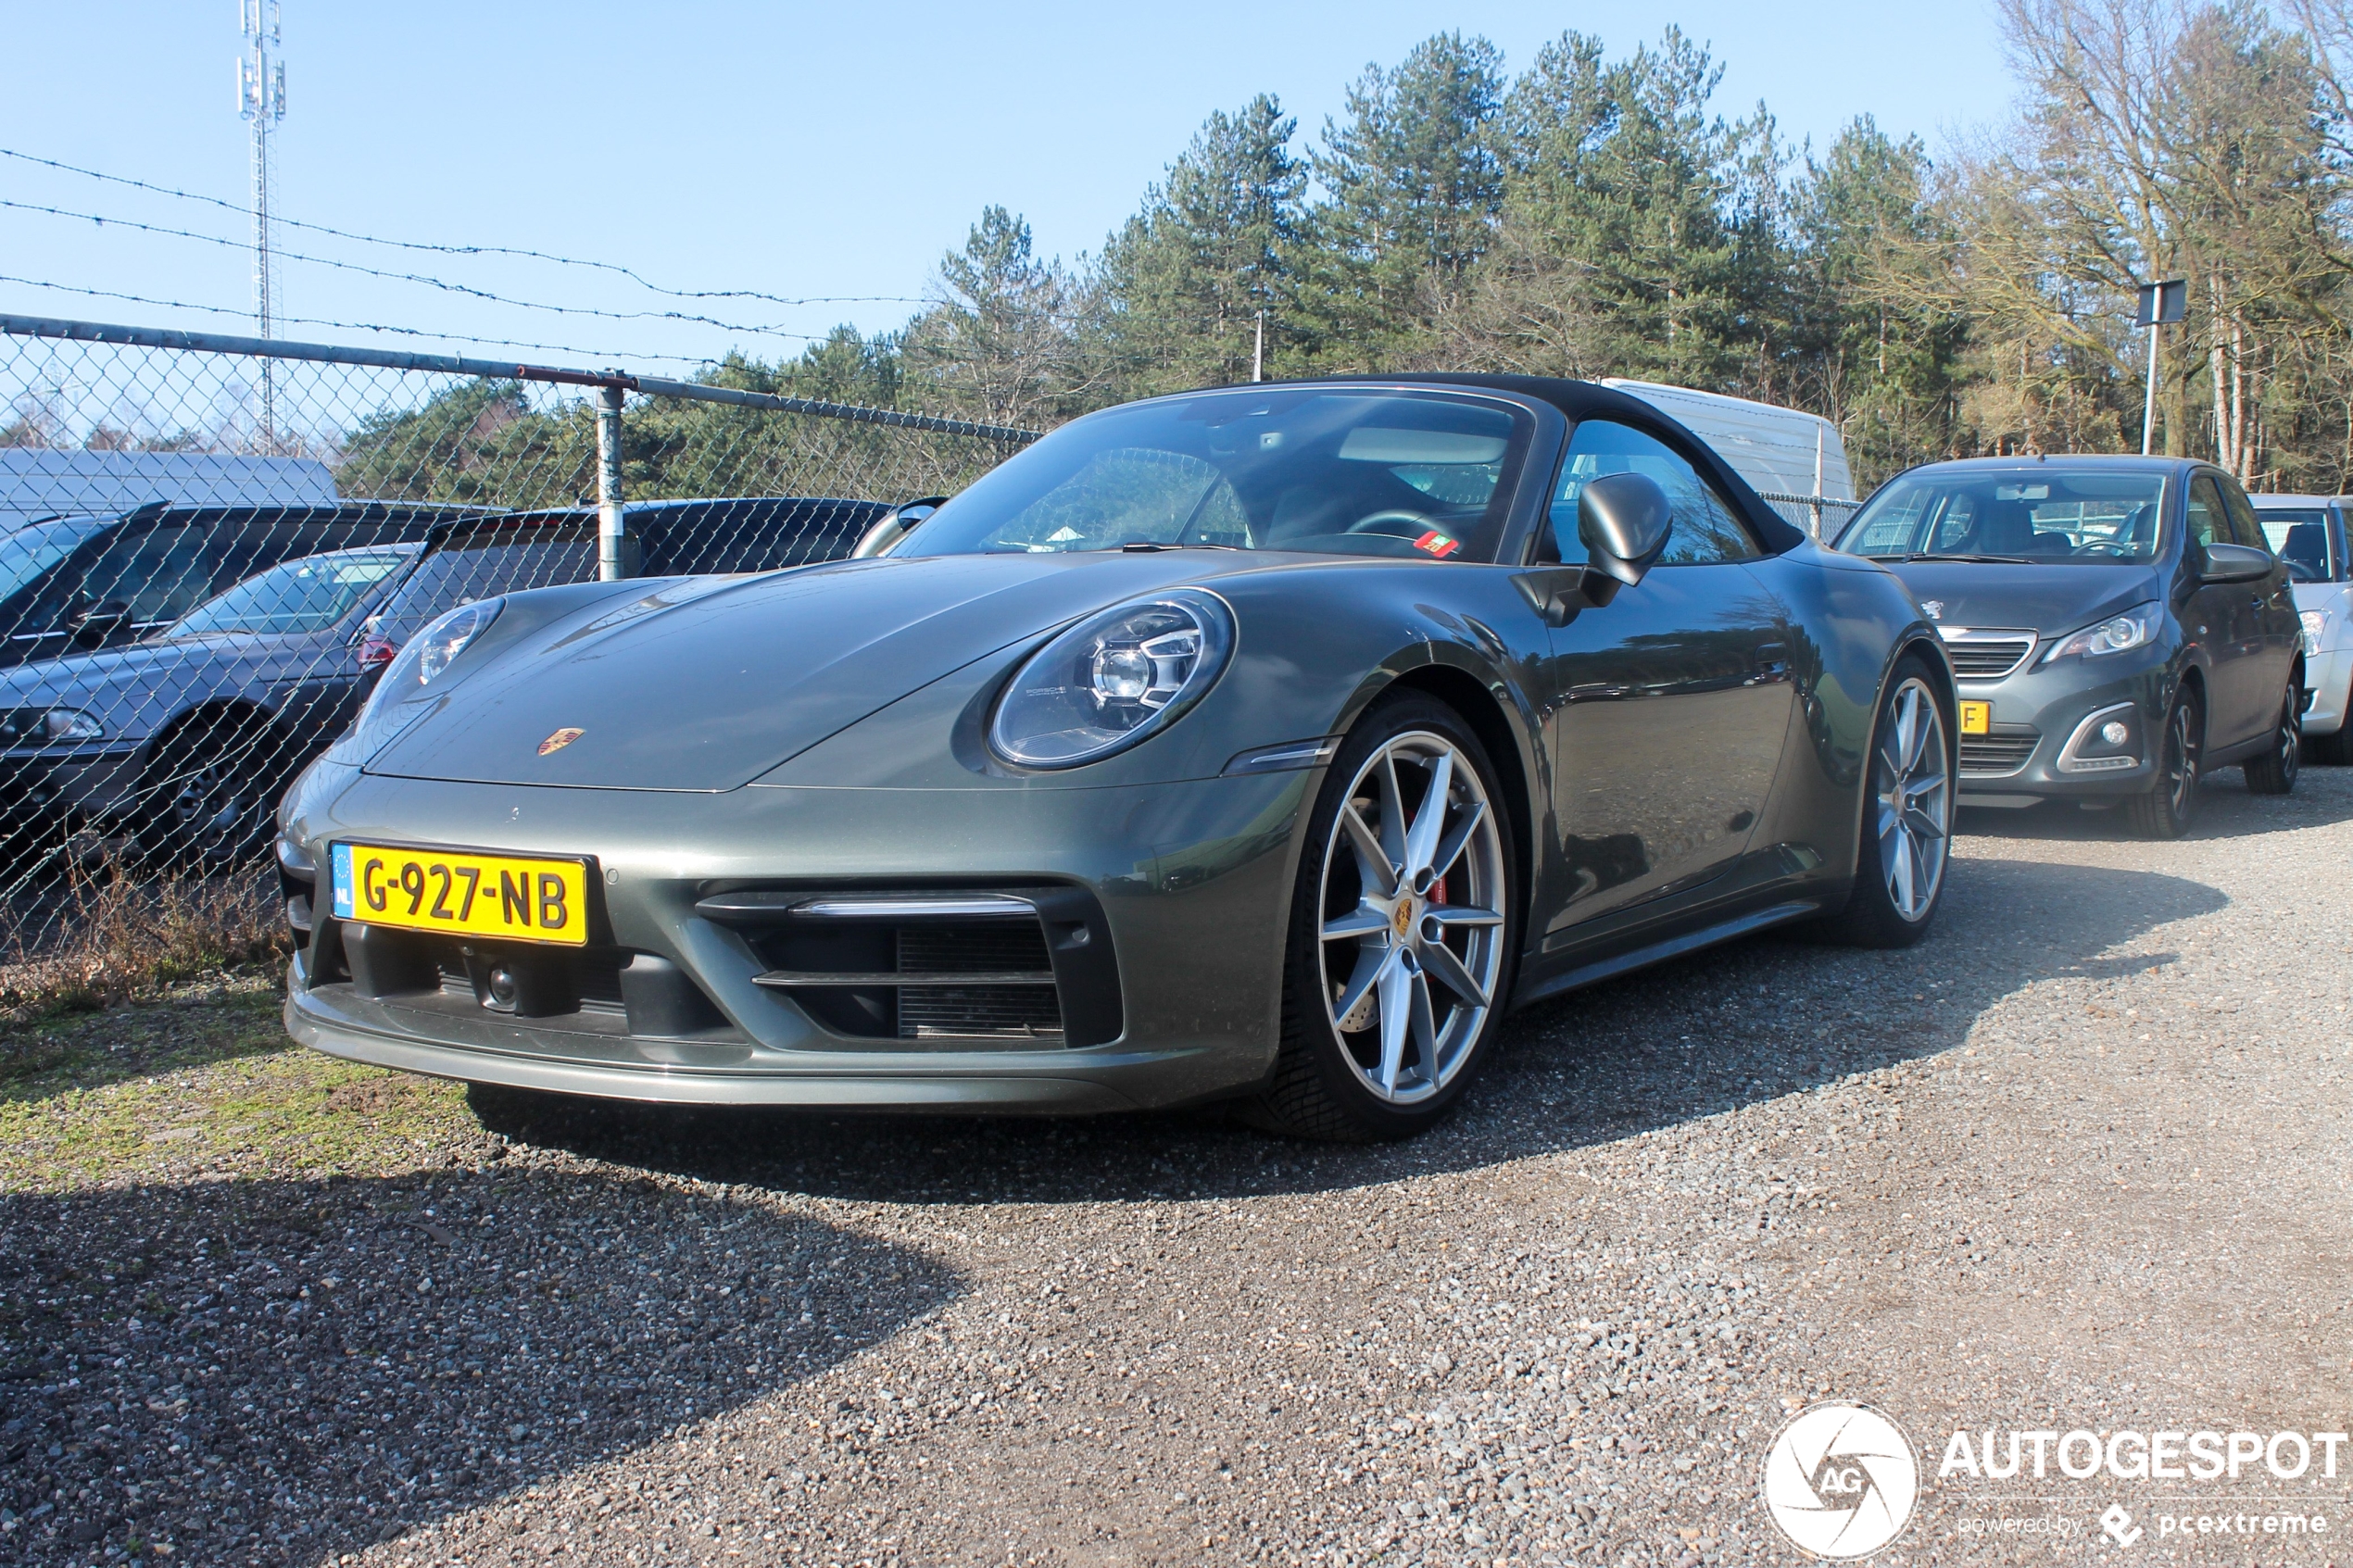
[{"xmin": 1834, "ymin": 456, "xmax": 2301, "ymax": 836}]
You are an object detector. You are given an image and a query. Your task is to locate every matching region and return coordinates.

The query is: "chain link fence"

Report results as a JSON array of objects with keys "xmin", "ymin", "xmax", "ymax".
[{"xmin": 0, "ymin": 315, "xmax": 1039, "ymax": 980}]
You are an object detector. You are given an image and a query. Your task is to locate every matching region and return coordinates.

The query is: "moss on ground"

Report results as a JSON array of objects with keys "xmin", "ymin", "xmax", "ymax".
[{"xmin": 0, "ymin": 972, "xmax": 485, "ymax": 1191}]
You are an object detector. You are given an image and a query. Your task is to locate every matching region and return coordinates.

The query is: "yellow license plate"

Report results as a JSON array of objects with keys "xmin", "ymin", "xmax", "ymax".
[
  {"xmin": 329, "ymin": 843, "xmax": 590, "ymax": 946},
  {"xmin": 1959, "ymin": 700, "xmax": 1992, "ymax": 735}
]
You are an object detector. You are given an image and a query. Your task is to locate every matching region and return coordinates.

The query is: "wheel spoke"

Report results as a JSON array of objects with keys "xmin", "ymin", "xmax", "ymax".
[
  {"xmin": 1322, "ymin": 906, "xmax": 1391, "ymax": 942},
  {"xmin": 1407, "ymin": 969, "xmax": 1440, "ymax": 1077},
  {"xmin": 1416, "ymin": 935, "xmax": 1490, "ymax": 1010},
  {"xmin": 1426, "ymin": 798, "xmax": 1487, "ymax": 885},
  {"xmin": 1895, "ymin": 686, "xmax": 1924, "ymax": 771},
  {"xmin": 1375, "ymin": 956, "xmax": 1411, "ymax": 1092},
  {"xmin": 1338, "ymin": 804, "xmax": 1399, "ymax": 897},
  {"xmin": 1402, "ymin": 750, "xmax": 1454, "ymax": 878},
  {"xmin": 1888, "ymin": 822, "xmax": 1915, "ymax": 912},
  {"xmin": 1424, "ymin": 903, "xmax": 1504, "ymax": 929},
  {"xmin": 1376, "ymin": 749, "xmax": 1408, "ymax": 868}
]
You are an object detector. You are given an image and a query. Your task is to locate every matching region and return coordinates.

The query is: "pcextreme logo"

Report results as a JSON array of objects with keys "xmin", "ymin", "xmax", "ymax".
[{"xmin": 1760, "ymin": 1401, "xmax": 1922, "ymax": 1560}]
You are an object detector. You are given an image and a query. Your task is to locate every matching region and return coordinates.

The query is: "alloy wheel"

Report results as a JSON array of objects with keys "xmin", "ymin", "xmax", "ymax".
[
  {"xmin": 2163, "ymin": 699, "xmax": 2199, "ymax": 817},
  {"xmin": 1871, "ymin": 679, "xmax": 1951, "ymax": 921},
  {"xmin": 162, "ymin": 752, "xmax": 267, "ymax": 861},
  {"xmin": 1316, "ymin": 731, "xmax": 1506, "ymax": 1104}
]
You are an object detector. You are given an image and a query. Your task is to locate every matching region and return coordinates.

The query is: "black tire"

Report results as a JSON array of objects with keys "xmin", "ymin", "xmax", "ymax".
[
  {"xmin": 2241, "ymin": 674, "xmax": 2302, "ymax": 795},
  {"xmin": 132, "ymin": 712, "xmax": 287, "ymax": 872},
  {"xmin": 1822, "ymin": 655, "xmax": 1955, "ymax": 949},
  {"xmin": 2309, "ymin": 712, "xmax": 2353, "ymax": 766},
  {"xmin": 2126, "ymin": 685, "xmax": 2203, "ymax": 838},
  {"xmin": 1242, "ymin": 693, "xmax": 1520, "ymax": 1142}
]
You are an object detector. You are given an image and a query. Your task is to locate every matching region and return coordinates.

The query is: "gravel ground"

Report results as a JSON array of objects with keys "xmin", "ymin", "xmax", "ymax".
[{"xmin": 3, "ymin": 769, "xmax": 2349, "ymax": 1567}]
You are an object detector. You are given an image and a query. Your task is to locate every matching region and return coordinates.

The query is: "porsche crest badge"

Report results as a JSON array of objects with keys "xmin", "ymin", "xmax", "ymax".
[{"xmin": 537, "ymin": 727, "xmax": 585, "ymax": 756}]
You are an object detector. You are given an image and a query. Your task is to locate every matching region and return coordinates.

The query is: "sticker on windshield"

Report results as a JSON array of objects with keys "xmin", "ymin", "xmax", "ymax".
[{"xmin": 1414, "ymin": 531, "xmax": 1461, "ymax": 558}]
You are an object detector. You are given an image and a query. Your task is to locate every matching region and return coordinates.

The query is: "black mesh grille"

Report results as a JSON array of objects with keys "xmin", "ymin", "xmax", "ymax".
[
  {"xmin": 1944, "ymin": 636, "xmax": 2034, "ymax": 678},
  {"xmin": 1961, "ymin": 730, "xmax": 2039, "ymax": 774},
  {"xmin": 894, "ymin": 924, "xmax": 1060, "ymax": 1040}
]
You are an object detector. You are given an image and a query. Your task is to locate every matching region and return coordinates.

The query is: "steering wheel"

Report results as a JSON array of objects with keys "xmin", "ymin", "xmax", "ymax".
[
  {"xmin": 2070, "ymin": 541, "xmax": 2135, "ymax": 558},
  {"xmin": 1344, "ymin": 509, "xmax": 1435, "ymax": 539}
]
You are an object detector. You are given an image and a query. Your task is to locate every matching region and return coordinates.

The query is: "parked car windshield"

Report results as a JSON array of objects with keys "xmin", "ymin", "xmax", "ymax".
[
  {"xmin": 0, "ymin": 516, "xmax": 107, "ymax": 602},
  {"xmin": 165, "ymin": 547, "xmax": 415, "ymax": 638},
  {"xmin": 1836, "ymin": 468, "xmax": 2167, "ymax": 563},
  {"xmin": 903, "ymin": 389, "xmax": 1535, "ymax": 563},
  {"xmin": 369, "ymin": 525, "xmax": 596, "ymax": 648},
  {"xmin": 2251, "ymin": 508, "xmax": 2334, "ymax": 581}
]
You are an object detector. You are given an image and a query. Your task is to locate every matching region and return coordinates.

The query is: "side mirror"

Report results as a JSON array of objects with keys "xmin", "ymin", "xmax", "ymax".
[
  {"xmin": 851, "ymin": 495, "xmax": 948, "ymax": 559},
  {"xmin": 2199, "ymin": 542, "xmax": 2272, "ymax": 584},
  {"xmin": 1576, "ymin": 472, "xmax": 1674, "ymax": 588}
]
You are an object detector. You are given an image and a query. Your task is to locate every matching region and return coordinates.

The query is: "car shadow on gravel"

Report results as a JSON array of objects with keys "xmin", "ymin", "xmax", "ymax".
[
  {"xmin": 1956, "ymin": 762, "xmax": 2353, "ymax": 842},
  {"xmin": 0, "ymin": 1170, "xmax": 958, "ymax": 1564},
  {"xmin": 461, "ymin": 856, "xmax": 2226, "ymax": 1209}
]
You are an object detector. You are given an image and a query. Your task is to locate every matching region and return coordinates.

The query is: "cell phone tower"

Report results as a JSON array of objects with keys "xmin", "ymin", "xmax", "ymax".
[{"xmin": 237, "ymin": 0, "xmax": 286, "ymax": 450}]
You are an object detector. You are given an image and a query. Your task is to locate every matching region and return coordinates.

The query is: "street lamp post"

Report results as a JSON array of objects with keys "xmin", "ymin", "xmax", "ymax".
[{"xmin": 2135, "ymin": 279, "xmax": 2186, "ymax": 457}]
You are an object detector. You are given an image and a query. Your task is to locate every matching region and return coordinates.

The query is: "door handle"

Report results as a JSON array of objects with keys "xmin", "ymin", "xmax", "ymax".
[{"xmin": 1753, "ymin": 642, "xmax": 1792, "ymax": 680}]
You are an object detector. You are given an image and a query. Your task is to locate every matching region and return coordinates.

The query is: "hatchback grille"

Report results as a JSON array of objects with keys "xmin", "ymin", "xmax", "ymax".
[
  {"xmin": 1939, "ymin": 630, "xmax": 2037, "ymax": 679},
  {"xmin": 1960, "ymin": 729, "xmax": 2040, "ymax": 775}
]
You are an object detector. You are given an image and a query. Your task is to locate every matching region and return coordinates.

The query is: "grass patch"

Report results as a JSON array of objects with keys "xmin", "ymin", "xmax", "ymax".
[
  {"xmin": 0, "ymin": 1014, "xmax": 484, "ymax": 1191},
  {"xmin": 0, "ymin": 859, "xmax": 291, "ymax": 1030}
]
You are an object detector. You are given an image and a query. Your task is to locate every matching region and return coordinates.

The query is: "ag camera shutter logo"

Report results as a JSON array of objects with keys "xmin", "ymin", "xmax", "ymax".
[{"xmin": 1761, "ymin": 1401, "xmax": 1921, "ymax": 1559}]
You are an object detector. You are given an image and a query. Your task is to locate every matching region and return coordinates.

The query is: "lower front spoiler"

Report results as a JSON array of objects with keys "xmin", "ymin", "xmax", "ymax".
[{"xmin": 286, "ymin": 974, "xmax": 1159, "ymax": 1114}]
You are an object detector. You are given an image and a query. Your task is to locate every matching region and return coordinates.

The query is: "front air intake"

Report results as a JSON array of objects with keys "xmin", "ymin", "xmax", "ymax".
[{"xmin": 695, "ymin": 886, "xmax": 1122, "ymax": 1048}]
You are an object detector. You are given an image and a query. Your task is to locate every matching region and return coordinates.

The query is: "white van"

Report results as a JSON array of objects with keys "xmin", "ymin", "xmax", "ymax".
[{"xmin": 1602, "ymin": 379, "xmax": 1852, "ymax": 533}]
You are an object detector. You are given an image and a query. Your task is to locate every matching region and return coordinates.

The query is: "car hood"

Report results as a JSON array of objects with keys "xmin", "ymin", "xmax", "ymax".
[
  {"xmin": 1872, "ymin": 562, "xmax": 2162, "ymax": 636},
  {"xmin": 363, "ymin": 550, "xmax": 1258, "ymax": 792}
]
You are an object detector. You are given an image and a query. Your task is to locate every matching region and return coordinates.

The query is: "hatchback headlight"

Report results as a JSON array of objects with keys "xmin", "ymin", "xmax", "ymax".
[
  {"xmin": 2300, "ymin": 608, "xmax": 2332, "ymax": 655},
  {"xmin": 2043, "ymin": 601, "xmax": 2162, "ymax": 662},
  {"xmin": 989, "ymin": 591, "xmax": 1234, "ymax": 768},
  {"xmin": 1, "ymin": 707, "xmax": 103, "ymax": 746}
]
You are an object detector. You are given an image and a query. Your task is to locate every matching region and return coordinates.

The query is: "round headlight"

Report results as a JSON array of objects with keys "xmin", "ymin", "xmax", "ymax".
[
  {"xmin": 346, "ymin": 597, "xmax": 504, "ymax": 761},
  {"xmin": 988, "ymin": 591, "xmax": 1234, "ymax": 768}
]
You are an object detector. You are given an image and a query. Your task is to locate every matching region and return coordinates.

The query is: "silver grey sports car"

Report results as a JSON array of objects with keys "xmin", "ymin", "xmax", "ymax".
[{"xmin": 280, "ymin": 375, "xmax": 1955, "ymax": 1139}]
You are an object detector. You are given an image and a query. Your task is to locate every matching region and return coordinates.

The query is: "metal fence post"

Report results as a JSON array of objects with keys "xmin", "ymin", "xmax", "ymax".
[{"xmin": 595, "ymin": 382, "xmax": 627, "ymax": 581}]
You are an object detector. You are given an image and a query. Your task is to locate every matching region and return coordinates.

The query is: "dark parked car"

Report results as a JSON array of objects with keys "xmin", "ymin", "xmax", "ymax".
[
  {"xmin": 350, "ymin": 496, "xmax": 925, "ymax": 684},
  {"xmin": 0, "ymin": 544, "xmax": 421, "ymax": 866},
  {"xmin": 281, "ymin": 375, "xmax": 1954, "ymax": 1141},
  {"xmin": 1833, "ymin": 456, "xmax": 2302, "ymax": 836},
  {"xmin": 0, "ymin": 500, "xmax": 480, "ymax": 671}
]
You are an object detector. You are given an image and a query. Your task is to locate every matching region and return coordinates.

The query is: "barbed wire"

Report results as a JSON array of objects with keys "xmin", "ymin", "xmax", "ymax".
[
  {"xmin": 1, "ymin": 198, "xmax": 891, "ymax": 345},
  {"xmin": 0, "ymin": 145, "xmax": 929, "ymax": 314},
  {"xmin": 0, "ymin": 274, "xmax": 737, "ymax": 368}
]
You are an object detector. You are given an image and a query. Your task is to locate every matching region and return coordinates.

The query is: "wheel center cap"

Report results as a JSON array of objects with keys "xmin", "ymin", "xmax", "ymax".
[{"xmin": 1392, "ymin": 900, "xmax": 1416, "ymax": 941}]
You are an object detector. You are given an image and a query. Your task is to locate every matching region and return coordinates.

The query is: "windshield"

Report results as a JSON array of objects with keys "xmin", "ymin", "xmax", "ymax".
[
  {"xmin": 2252, "ymin": 508, "xmax": 2334, "ymax": 582},
  {"xmin": 370, "ymin": 525, "xmax": 596, "ymax": 647},
  {"xmin": 1836, "ymin": 469, "xmax": 2167, "ymax": 563},
  {"xmin": 167, "ymin": 548, "xmax": 414, "ymax": 638},
  {"xmin": 0, "ymin": 517, "xmax": 107, "ymax": 602},
  {"xmin": 903, "ymin": 389, "xmax": 1535, "ymax": 562}
]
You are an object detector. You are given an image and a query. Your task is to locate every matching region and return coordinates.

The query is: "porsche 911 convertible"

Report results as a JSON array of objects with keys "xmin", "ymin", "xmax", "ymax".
[{"xmin": 279, "ymin": 375, "xmax": 1955, "ymax": 1139}]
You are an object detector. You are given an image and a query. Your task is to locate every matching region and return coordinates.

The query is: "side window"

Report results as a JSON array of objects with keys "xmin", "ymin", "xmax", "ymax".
[
  {"xmin": 2217, "ymin": 479, "xmax": 2267, "ymax": 551},
  {"xmin": 2184, "ymin": 476, "xmax": 2226, "ymax": 553},
  {"xmin": 1553, "ymin": 420, "xmax": 1760, "ymax": 565},
  {"xmin": 81, "ymin": 524, "xmax": 210, "ymax": 624}
]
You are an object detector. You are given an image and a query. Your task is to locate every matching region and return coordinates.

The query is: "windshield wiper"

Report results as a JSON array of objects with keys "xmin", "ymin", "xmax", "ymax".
[
  {"xmin": 1120, "ymin": 540, "xmax": 1239, "ymax": 552},
  {"xmin": 1874, "ymin": 551, "xmax": 2033, "ymax": 564}
]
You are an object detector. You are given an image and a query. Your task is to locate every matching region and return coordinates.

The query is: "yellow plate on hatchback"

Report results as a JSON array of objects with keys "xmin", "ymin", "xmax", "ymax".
[
  {"xmin": 329, "ymin": 843, "xmax": 590, "ymax": 946},
  {"xmin": 1958, "ymin": 700, "xmax": 1992, "ymax": 735}
]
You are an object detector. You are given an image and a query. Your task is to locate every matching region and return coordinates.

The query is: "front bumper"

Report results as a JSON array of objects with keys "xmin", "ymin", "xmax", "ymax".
[
  {"xmin": 0, "ymin": 740, "xmax": 145, "ymax": 828},
  {"xmin": 2303, "ymin": 641, "xmax": 2353, "ymax": 735},
  {"xmin": 1952, "ymin": 644, "xmax": 2172, "ymax": 804},
  {"xmin": 282, "ymin": 765, "xmax": 1313, "ymax": 1113}
]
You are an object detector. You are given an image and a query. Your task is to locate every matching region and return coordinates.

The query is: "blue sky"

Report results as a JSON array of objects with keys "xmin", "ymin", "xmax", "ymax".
[{"xmin": 0, "ymin": 1, "xmax": 2008, "ymax": 375}]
